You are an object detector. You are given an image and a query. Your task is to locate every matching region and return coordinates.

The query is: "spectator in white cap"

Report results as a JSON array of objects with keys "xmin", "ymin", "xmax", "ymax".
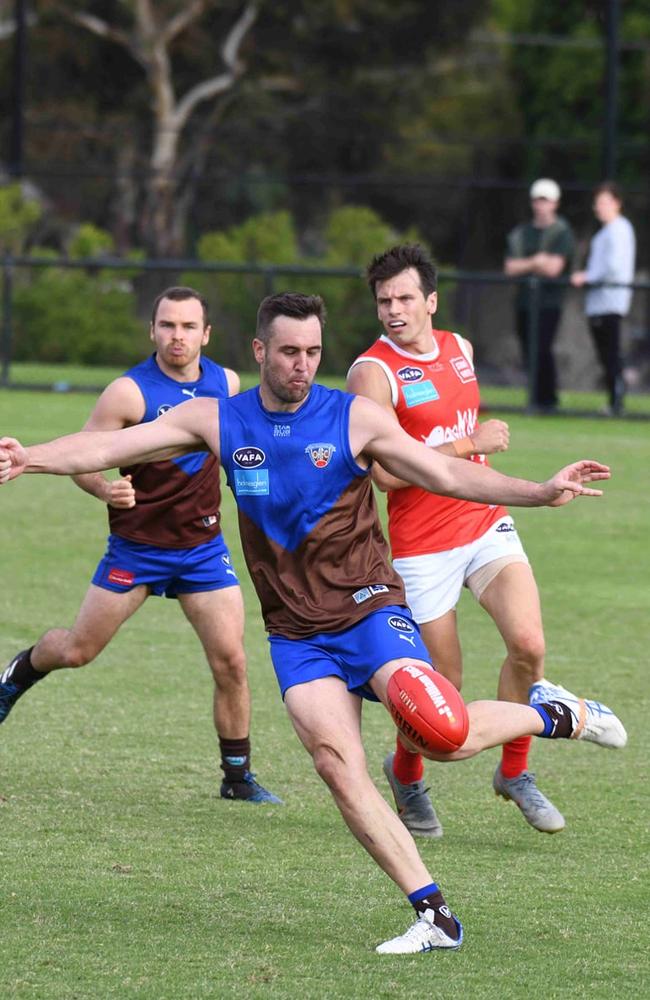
[
  {"xmin": 571, "ymin": 181, "xmax": 636, "ymax": 416},
  {"xmin": 504, "ymin": 179, "xmax": 575, "ymax": 412}
]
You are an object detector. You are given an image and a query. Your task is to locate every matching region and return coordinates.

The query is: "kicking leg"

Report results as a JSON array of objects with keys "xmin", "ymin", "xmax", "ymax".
[{"xmin": 371, "ymin": 663, "xmax": 627, "ymax": 761}]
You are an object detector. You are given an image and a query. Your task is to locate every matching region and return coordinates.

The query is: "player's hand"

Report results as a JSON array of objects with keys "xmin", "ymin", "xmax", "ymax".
[
  {"xmin": 541, "ymin": 460, "xmax": 611, "ymax": 507},
  {"xmin": 106, "ymin": 474, "xmax": 136, "ymax": 508},
  {"xmin": 0, "ymin": 437, "xmax": 28, "ymax": 483},
  {"xmin": 471, "ymin": 419, "xmax": 509, "ymax": 455}
]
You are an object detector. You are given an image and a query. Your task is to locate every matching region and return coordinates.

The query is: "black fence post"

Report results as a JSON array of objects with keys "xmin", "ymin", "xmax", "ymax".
[
  {"xmin": 263, "ymin": 267, "xmax": 275, "ymax": 299},
  {"xmin": 1, "ymin": 256, "xmax": 14, "ymax": 388},
  {"xmin": 525, "ymin": 276, "xmax": 540, "ymax": 411}
]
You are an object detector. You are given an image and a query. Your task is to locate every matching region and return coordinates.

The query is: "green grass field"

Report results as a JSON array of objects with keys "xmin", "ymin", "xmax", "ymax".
[{"xmin": 1, "ymin": 386, "xmax": 649, "ymax": 999}]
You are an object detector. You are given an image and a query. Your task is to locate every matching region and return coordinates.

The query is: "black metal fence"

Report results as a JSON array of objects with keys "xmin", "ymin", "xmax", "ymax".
[{"xmin": 2, "ymin": 254, "xmax": 649, "ymax": 417}]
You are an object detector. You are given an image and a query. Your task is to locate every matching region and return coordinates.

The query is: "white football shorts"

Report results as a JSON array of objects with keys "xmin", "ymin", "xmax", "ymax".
[{"xmin": 393, "ymin": 515, "xmax": 529, "ymax": 624}]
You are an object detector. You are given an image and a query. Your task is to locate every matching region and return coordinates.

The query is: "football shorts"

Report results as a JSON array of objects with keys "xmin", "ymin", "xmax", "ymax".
[
  {"xmin": 92, "ymin": 532, "xmax": 240, "ymax": 597},
  {"xmin": 393, "ymin": 515, "xmax": 529, "ymax": 624},
  {"xmin": 268, "ymin": 605, "xmax": 431, "ymax": 700}
]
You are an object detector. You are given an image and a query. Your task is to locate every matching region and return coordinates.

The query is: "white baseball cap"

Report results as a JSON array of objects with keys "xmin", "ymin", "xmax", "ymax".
[{"xmin": 530, "ymin": 178, "xmax": 561, "ymax": 202}]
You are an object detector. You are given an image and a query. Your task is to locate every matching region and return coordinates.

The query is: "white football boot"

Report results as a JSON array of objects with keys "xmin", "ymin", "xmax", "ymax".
[
  {"xmin": 529, "ymin": 679, "xmax": 627, "ymax": 749},
  {"xmin": 376, "ymin": 908, "xmax": 463, "ymax": 955}
]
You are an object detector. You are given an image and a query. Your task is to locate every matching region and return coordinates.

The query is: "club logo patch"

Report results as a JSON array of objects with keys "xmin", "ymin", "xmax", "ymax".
[
  {"xmin": 387, "ymin": 615, "xmax": 415, "ymax": 634},
  {"xmin": 233, "ymin": 446, "xmax": 266, "ymax": 469},
  {"xmin": 157, "ymin": 403, "xmax": 173, "ymax": 416},
  {"xmin": 305, "ymin": 443, "xmax": 336, "ymax": 468},
  {"xmin": 397, "ymin": 365, "xmax": 424, "ymax": 383}
]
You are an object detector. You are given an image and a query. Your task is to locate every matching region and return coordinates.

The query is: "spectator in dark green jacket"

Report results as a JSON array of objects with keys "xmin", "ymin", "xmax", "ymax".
[{"xmin": 505, "ymin": 179, "xmax": 575, "ymax": 413}]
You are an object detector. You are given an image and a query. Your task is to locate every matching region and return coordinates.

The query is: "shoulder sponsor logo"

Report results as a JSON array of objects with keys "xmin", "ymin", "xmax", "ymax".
[
  {"xmin": 397, "ymin": 365, "xmax": 424, "ymax": 383},
  {"xmin": 402, "ymin": 381, "xmax": 439, "ymax": 408},
  {"xmin": 305, "ymin": 442, "xmax": 336, "ymax": 468},
  {"xmin": 450, "ymin": 355, "xmax": 477, "ymax": 384},
  {"xmin": 233, "ymin": 446, "xmax": 266, "ymax": 469},
  {"xmin": 157, "ymin": 403, "xmax": 173, "ymax": 416},
  {"xmin": 496, "ymin": 521, "xmax": 515, "ymax": 533},
  {"xmin": 352, "ymin": 583, "xmax": 390, "ymax": 605}
]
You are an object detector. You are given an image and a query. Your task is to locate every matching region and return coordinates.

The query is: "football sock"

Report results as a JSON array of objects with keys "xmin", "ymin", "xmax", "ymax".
[
  {"xmin": 1, "ymin": 647, "xmax": 44, "ymax": 688},
  {"xmin": 532, "ymin": 702, "xmax": 573, "ymax": 739},
  {"xmin": 219, "ymin": 736, "xmax": 251, "ymax": 783},
  {"xmin": 501, "ymin": 734, "xmax": 532, "ymax": 778},
  {"xmin": 409, "ymin": 883, "xmax": 459, "ymax": 940},
  {"xmin": 393, "ymin": 738, "xmax": 424, "ymax": 784}
]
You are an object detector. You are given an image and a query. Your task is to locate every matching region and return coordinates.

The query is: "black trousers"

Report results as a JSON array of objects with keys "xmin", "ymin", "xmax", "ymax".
[
  {"xmin": 588, "ymin": 313, "xmax": 624, "ymax": 412},
  {"xmin": 516, "ymin": 306, "xmax": 561, "ymax": 408}
]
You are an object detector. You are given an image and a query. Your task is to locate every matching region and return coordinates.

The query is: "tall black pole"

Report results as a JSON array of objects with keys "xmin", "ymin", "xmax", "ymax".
[
  {"xmin": 10, "ymin": 0, "xmax": 27, "ymax": 179},
  {"xmin": 603, "ymin": 0, "xmax": 620, "ymax": 180}
]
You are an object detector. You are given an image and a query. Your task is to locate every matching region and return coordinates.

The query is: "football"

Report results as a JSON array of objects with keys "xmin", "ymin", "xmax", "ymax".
[{"xmin": 386, "ymin": 664, "xmax": 469, "ymax": 755}]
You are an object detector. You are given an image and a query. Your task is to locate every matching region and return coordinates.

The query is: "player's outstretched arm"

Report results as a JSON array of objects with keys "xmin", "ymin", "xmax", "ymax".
[
  {"xmin": 0, "ymin": 397, "xmax": 220, "ymax": 484},
  {"xmin": 349, "ymin": 396, "xmax": 610, "ymax": 508}
]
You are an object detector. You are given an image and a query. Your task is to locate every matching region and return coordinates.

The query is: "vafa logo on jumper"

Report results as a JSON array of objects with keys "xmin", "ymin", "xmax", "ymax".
[
  {"xmin": 233, "ymin": 446, "xmax": 266, "ymax": 468},
  {"xmin": 305, "ymin": 443, "xmax": 336, "ymax": 468},
  {"xmin": 397, "ymin": 365, "xmax": 424, "ymax": 383}
]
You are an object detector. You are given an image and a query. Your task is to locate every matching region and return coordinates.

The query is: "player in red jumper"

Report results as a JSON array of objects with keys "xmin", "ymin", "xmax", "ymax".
[{"xmin": 348, "ymin": 243, "xmax": 564, "ymax": 835}]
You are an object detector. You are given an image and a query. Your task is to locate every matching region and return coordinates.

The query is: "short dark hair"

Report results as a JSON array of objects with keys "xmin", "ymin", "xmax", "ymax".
[
  {"xmin": 594, "ymin": 180, "xmax": 623, "ymax": 205},
  {"xmin": 256, "ymin": 292, "xmax": 327, "ymax": 344},
  {"xmin": 151, "ymin": 286, "xmax": 209, "ymax": 327},
  {"xmin": 366, "ymin": 244, "xmax": 438, "ymax": 299}
]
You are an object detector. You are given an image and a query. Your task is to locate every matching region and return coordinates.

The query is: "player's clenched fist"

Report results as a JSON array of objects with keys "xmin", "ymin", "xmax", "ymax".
[
  {"xmin": 0, "ymin": 437, "xmax": 27, "ymax": 483},
  {"xmin": 106, "ymin": 474, "xmax": 136, "ymax": 509},
  {"xmin": 471, "ymin": 419, "xmax": 509, "ymax": 455}
]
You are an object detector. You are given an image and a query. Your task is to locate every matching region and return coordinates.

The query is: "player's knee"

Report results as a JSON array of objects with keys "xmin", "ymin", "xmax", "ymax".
[
  {"xmin": 508, "ymin": 628, "xmax": 545, "ymax": 674},
  {"xmin": 312, "ymin": 741, "xmax": 364, "ymax": 797},
  {"xmin": 59, "ymin": 643, "xmax": 97, "ymax": 669},
  {"xmin": 210, "ymin": 650, "xmax": 248, "ymax": 690}
]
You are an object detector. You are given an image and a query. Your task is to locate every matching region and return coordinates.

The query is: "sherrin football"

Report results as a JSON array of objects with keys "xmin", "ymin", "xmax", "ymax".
[{"xmin": 387, "ymin": 664, "xmax": 469, "ymax": 754}]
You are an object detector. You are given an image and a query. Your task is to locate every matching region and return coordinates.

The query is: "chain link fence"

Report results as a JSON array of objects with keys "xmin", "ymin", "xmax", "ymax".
[{"xmin": 2, "ymin": 254, "xmax": 649, "ymax": 417}]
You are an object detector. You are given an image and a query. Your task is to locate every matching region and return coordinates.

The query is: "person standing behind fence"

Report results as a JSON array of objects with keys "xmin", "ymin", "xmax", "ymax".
[
  {"xmin": 504, "ymin": 179, "xmax": 575, "ymax": 413},
  {"xmin": 571, "ymin": 182, "xmax": 636, "ymax": 417}
]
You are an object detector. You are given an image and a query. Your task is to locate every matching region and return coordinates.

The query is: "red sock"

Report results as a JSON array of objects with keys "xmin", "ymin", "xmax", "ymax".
[
  {"xmin": 393, "ymin": 738, "xmax": 424, "ymax": 784},
  {"xmin": 500, "ymin": 735, "xmax": 532, "ymax": 779}
]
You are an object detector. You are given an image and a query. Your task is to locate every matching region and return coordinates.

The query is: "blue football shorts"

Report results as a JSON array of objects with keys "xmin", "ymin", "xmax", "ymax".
[
  {"xmin": 268, "ymin": 605, "xmax": 431, "ymax": 701},
  {"xmin": 92, "ymin": 532, "xmax": 240, "ymax": 598}
]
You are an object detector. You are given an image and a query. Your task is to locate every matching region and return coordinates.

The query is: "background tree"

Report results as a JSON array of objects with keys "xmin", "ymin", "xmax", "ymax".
[
  {"xmin": 49, "ymin": 0, "xmax": 259, "ymax": 257},
  {"xmin": 3, "ymin": 0, "xmax": 492, "ymax": 258}
]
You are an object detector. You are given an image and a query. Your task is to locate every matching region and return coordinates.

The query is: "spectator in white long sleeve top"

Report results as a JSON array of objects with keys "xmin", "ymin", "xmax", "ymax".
[{"xmin": 572, "ymin": 182, "xmax": 636, "ymax": 416}]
